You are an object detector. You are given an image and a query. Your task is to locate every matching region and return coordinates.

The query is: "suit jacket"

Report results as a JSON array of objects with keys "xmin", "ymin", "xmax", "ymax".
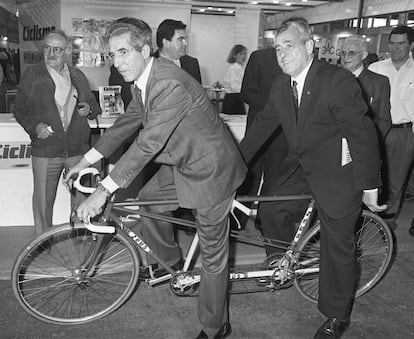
[
  {"xmin": 240, "ymin": 59, "xmax": 381, "ymax": 218},
  {"xmin": 357, "ymin": 68, "xmax": 391, "ymax": 140},
  {"xmin": 241, "ymin": 48, "xmax": 283, "ymax": 126},
  {"xmin": 94, "ymin": 58, "xmax": 246, "ymax": 209},
  {"xmin": 153, "ymin": 50, "xmax": 202, "ymax": 84},
  {"xmin": 180, "ymin": 54, "xmax": 202, "ymax": 84}
]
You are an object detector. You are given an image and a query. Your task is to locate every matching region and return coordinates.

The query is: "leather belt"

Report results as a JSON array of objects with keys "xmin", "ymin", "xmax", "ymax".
[{"xmin": 391, "ymin": 122, "xmax": 412, "ymax": 128}]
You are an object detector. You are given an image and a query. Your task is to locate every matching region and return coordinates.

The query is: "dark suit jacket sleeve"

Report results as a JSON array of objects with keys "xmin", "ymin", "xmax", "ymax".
[
  {"xmin": 376, "ymin": 76, "xmax": 391, "ymax": 139},
  {"xmin": 240, "ymin": 51, "xmax": 268, "ymax": 108},
  {"xmin": 107, "ymin": 79, "xmax": 193, "ymax": 188},
  {"xmin": 239, "ymin": 81, "xmax": 281, "ymax": 163},
  {"xmin": 330, "ymin": 70, "xmax": 381, "ymax": 190}
]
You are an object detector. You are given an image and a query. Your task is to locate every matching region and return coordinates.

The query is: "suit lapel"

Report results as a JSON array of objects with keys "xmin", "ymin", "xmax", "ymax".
[
  {"xmin": 279, "ymin": 75, "xmax": 298, "ymax": 145},
  {"xmin": 296, "ymin": 60, "xmax": 319, "ymax": 146}
]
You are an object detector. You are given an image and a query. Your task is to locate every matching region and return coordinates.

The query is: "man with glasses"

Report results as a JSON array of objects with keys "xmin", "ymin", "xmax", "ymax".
[
  {"xmin": 369, "ymin": 25, "xmax": 414, "ymax": 232},
  {"xmin": 340, "ymin": 35, "xmax": 391, "ymax": 142},
  {"xmin": 13, "ymin": 29, "xmax": 100, "ymax": 235},
  {"xmin": 65, "ymin": 18, "xmax": 246, "ymax": 338}
]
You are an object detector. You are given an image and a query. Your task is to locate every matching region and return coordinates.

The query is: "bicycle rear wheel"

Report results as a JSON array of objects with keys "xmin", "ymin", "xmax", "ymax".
[
  {"xmin": 11, "ymin": 223, "xmax": 140, "ymax": 325},
  {"xmin": 294, "ymin": 210, "xmax": 393, "ymax": 303}
]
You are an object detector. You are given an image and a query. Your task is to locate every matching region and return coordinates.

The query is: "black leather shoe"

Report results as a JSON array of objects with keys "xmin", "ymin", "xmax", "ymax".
[
  {"xmin": 139, "ymin": 262, "xmax": 181, "ymax": 280},
  {"xmin": 409, "ymin": 217, "xmax": 414, "ymax": 236},
  {"xmin": 195, "ymin": 322, "xmax": 231, "ymax": 339},
  {"xmin": 313, "ymin": 317, "xmax": 349, "ymax": 338}
]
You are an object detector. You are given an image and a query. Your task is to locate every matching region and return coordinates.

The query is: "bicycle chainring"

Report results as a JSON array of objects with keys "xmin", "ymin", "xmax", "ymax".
[{"xmin": 169, "ymin": 272, "xmax": 199, "ymax": 297}]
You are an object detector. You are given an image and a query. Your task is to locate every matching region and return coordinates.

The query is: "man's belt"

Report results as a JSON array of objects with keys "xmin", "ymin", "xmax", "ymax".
[{"xmin": 391, "ymin": 122, "xmax": 412, "ymax": 128}]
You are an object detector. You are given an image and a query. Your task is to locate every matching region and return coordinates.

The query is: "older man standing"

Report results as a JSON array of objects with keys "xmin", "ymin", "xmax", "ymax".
[
  {"xmin": 13, "ymin": 29, "xmax": 100, "ymax": 235},
  {"xmin": 341, "ymin": 35, "xmax": 391, "ymax": 142},
  {"xmin": 369, "ymin": 25, "xmax": 414, "ymax": 232},
  {"xmin": 240, "ymin": 17, "xmax": 386, "ymax": 338},
  {"xmin": 66, "ymin": 18, "xmax": 246, "ymax": 338}
]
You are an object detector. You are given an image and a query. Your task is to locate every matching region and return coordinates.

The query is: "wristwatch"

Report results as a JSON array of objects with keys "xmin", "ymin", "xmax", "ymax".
[{"xmin": 97, "ymin": 183, "xmax": 112, "ymax": 197}]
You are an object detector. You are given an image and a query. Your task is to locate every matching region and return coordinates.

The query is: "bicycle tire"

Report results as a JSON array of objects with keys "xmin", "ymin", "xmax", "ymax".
[
  {"xmin": 294, "ymin": 210, "xmax": 394, "ymax": 303},
  {"xmin": 11, "ymin": 223, "xmax": 140, "ymax": 325}
]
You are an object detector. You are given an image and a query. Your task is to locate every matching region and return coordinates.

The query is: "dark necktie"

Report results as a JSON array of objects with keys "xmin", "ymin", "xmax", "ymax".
[
  {"xmin": 134, "ymin": 86, "xmax": 144, "ymax": 111},
  {"xmin": 292, "ymin": 80, "xmax": 299, "ymax": 118}
]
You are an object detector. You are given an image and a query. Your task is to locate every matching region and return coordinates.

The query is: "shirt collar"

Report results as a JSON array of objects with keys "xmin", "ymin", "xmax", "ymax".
[
  {"xmin": 134, "ymin": 57, "xmax": 154, "ymax": 96},
  {"xmin": 291, "ymin": 58, "xmax": 313, "ymax": 86},
  {"xmin": 353, "ymin": 65, "xmax": 364, "ymax": 77}
]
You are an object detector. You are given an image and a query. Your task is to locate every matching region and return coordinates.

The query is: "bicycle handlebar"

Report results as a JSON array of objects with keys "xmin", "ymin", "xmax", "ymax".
[
  {"xmin": 84, "ymin": 217, "xmax": 116, "ymax": 234},
  {"xmin": 73, "ymin": 167, "xmax": 101, "ymax": 194}
]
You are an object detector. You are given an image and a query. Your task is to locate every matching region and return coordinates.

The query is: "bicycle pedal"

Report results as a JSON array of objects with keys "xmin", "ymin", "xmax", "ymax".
[{"xmin": 255, "ymin": 277, "xmax": 273, "ymax": 288}]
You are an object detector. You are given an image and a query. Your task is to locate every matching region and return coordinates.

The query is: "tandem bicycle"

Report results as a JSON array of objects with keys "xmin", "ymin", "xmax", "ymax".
[{"xmin": 11, "ymin": 168, "xmax": 394, "ymax": 325}]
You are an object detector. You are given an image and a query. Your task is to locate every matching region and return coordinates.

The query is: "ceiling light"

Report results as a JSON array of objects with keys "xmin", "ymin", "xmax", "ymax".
[
  {"xmin": 251, "ymin": 1, "xmax": 259, "ymax": 5},
  {"xmin": 286, "ymin": 2, "xmax": 292, "ymax": 6}
]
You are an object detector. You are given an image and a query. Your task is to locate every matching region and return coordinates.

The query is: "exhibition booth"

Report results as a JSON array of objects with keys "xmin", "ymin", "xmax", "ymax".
[{"xmin": 0, "ymin": 113, "xmax": 246, "ymax": 227}]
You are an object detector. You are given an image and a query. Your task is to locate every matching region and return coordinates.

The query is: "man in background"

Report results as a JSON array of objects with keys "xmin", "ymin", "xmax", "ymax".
[
  {"xmin": 240, "ymin": 17, "xmax": 386, "ymax": 338},
  {"xmin": 13, "ymin": 29, "xmax": 100, "ymax": 235},
  {"xmin": 340, "ymin": 35, "xmax": 391, "ymax": 142},
  {"xmin": 369, "ymin": 25, "xmax": 414, "ymax": 231},
  {"xmin": 65, "ymin": 18, "xmax": 245, "ymax": 338},
  {"xmin": 239, "ymin": 42, "xmax": 288, "ymax": 251},
  {"xmin": 154, "ymin": 19, "xmax": 202, "ymax": 83}
]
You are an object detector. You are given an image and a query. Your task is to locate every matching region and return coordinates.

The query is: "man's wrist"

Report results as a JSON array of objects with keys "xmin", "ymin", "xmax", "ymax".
[{"xmin": 96, "ymin": 183, "xmax": 112, "ymax": 197}]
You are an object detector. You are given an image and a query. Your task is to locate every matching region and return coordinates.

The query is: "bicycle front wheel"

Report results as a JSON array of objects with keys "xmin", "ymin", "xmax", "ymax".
[
  {"xmin": 11, "ymin": 223, "xmax": 140, "ymax": 325},
  {"xmin": 294, "ymin": 210, "xmax": 394, "ymax": 303}
]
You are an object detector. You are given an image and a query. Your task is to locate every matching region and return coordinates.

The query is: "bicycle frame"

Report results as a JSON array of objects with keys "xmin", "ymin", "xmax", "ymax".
[{"xmin": 85, "ymin": 193, "xmax": 317, "ymax": 289}]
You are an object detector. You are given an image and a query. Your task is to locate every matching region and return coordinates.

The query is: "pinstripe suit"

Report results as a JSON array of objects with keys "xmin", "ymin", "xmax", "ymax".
[{"xmin": 93, "ymin": 57, "xmax": 246, "ymax": 331}]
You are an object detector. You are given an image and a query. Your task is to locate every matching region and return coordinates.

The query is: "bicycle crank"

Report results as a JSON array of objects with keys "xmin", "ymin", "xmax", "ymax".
[{"xmin": 169, "ymin": 272, "xmax": 200, "ymax": 297}]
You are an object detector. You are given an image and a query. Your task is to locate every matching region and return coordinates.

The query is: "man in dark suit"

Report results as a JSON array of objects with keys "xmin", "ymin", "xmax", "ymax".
[
  {"xmin": 66, "ymin": 18, "xmax": 245, "ymax": 339},
  {"xmin": 340, "ymin": 35, "xmax": 391, "ymax": 142},
  {"xmin": 240, "ymin": 17, "xmax": 386, "ymax": 338},
  {"xmin": 154, "ymin": 19, "xmax": 202, "ymax": 84},
  {"xmin": 239, "ymin": 45, "xmax": 288, "ymax": 249}
]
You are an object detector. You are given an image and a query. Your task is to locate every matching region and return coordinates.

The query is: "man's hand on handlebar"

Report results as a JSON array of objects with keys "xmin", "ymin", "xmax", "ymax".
[
  {"xmin": 77, "ymin": 189, "xmax": 108, "ymax": 223},
  {"xmin": 63, "ymin": 157, "xmax": 90, "ymax": 191}
]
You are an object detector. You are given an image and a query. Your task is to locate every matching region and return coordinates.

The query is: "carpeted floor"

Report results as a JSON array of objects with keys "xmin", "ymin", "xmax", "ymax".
[{"xmin": 1, "ymin": 250, "xmax": 414, "ymax": 339}]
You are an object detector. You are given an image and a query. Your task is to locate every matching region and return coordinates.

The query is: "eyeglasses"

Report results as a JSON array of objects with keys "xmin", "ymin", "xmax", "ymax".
[
  {"xmin": 340, "ymin": 50, "xmax": 361, "ymax": 58},
  {"xmin": 43, "ymin": 45, "xmax": 65, "ymax": 55}
]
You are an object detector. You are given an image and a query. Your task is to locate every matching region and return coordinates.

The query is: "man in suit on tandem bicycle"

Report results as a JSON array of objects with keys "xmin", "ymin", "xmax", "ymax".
[
  {"xmin": 240, "ymin": 17, "xmax": 387, "ymax": 339},
  {"xmin": 65, "ymin": 18, "xmax": 246, "ymax": 339}
]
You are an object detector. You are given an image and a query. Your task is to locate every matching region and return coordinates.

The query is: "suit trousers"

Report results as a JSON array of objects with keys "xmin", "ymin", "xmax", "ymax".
[
  {"xmin": 237, "ymin": 129, "xmax": 288, "ymax": 230},
  {"xmin": 31, "ymin": 155, "xmax": 84, "ymax": 235},
  {"xmin": 258, "ymin": 165, "xmax": 358, "ymax": 320},
  {"xmin": 257, "ymin": 165, "xmax": 310, "ymax": 256},
  {"xmin": 139, "ymin": 171, "xmax": 234, "ymax": 333},
  {"xmin": 382, "ymin": 127, "xmax": 414, "ymax": 216}
]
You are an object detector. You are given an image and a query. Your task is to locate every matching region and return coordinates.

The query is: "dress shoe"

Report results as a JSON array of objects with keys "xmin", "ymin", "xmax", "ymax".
[
  {"xmin": 313, "ymin": 317, "xmax": 349, "ymax": 338},
  {"xmin": 195, "ymin": 322, "xmax": 231, "ymax": 339},
  {"xmin": 409, "ymin": 217, "xmax": 414, "ymax": 236},
  {"xmin": 139, "ymin": 262, "xmax": 181, "ymax": 280}
]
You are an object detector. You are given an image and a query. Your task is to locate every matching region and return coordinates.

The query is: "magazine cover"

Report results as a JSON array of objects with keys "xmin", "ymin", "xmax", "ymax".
[{"xmin": 99, "ymin": 85, "xmax": 125, "ymax": 118}]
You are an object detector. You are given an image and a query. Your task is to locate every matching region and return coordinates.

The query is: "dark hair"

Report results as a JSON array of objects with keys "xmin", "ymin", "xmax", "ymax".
[
  {"xmin": 105, "ymin": 17, "xmax": 152, "ymax": 51},
  {"xmin": 156, "ymin": 19, "xmax": 186, "ymax": 48},
  {"xmin": 226, "ymin": 44, "xmax": 246, "ymax": 63},
  {"xmin": 277, "ymin": 16, "xmax": 313, "ymax": 43},
  {"xmin": 389, "ymin": 25, "xmax": 414, "ymax": 45}
]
